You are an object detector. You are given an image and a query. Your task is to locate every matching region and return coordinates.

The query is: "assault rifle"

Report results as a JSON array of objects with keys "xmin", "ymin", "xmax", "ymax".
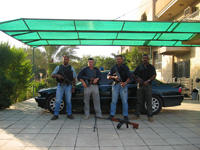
[
  {"xmin": 113, "ymin": 71, "xmax": 122, "ymax": 84},
  {"xmin": 135, "ymin": 75, "xmax": 144, "ymax": 83},
  {"xmin": 82, "ymin": 76, "xmax": 95, "ymax": 86},
  {"xmin": 93, "ymin": 116, "xmax": 139, "ymax": 132},
  {"xmin": 60, "ymin": 72, "xmax": 72, "ymax": 86}
]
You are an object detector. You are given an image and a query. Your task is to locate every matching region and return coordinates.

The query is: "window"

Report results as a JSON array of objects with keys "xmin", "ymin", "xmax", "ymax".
[
  {"xmin": 153, "ymin": 51, "xmax": 162, "ymax": 70},
  {"xmin": 174, "ymin": 60, "xmax": 190, "ymax": 78}
]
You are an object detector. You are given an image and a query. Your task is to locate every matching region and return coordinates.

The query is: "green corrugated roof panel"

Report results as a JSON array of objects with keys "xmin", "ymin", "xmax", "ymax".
[{"xmin": 0, "ymin": 18, "xmax": 200, "ymax": 47}]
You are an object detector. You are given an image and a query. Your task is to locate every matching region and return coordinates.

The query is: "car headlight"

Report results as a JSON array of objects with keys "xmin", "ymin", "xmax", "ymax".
[{"xmin": 37, "ymin": 93, "xmax": 41, "ymax": 97}]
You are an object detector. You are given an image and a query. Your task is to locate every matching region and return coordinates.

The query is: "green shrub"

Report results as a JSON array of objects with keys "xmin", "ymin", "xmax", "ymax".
[
  {"xmin": 34, "ymin": 80, "xmax": 49, "ymax": 93},
  {"xmin": 46, "ymin": 78, "xmax": 57, "ymax": 87},
  {"xmin": 0, "ymin": 71, "xmax": 15, "ymax": 110}
]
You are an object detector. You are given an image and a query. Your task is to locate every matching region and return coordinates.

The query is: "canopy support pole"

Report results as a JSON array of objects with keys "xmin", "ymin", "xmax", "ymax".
[
  {"xmin": 33, "ymin": 47, "xmax": 35, "ymax": 98},
  {"xmin": 150, "ymin": 46, "xmax": 152, "ymax": 64}
]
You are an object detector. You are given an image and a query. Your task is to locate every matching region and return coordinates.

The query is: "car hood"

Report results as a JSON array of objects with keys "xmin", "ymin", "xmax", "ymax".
[{"xmin": 39, "ymin": 87, "xmax": 57, "ymax": 92}]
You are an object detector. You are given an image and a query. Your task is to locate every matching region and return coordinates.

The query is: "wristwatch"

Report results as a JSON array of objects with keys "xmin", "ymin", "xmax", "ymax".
[
  {"xmin": 148, "ymin": 79, "xmax": 150, "ymax": 82},
  {"xmin": 125, "ymin": 82, "xmax": 127, "ymax": 85}
]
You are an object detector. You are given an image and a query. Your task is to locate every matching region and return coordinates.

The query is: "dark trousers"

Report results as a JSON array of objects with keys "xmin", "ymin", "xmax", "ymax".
[{"xmin": 135, "ymin": 83, "xmax": 153, "ymax": 118}]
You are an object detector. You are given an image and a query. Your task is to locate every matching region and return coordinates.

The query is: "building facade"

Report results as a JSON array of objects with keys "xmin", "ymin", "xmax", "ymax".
[{"xmin": 134, "ymin": 0, "xmax": 200, "ymax": 96}]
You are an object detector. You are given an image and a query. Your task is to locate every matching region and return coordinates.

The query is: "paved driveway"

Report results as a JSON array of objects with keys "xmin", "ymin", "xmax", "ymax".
[{"xmin": 0, "ymin": 98, "xmax": 200, "ymax": 150}]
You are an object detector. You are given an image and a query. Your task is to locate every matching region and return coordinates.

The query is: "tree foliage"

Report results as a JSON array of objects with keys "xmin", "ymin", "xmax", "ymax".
[{"xmin": 0, "ymin": 42, "xmax": 33, "ymax": 105}]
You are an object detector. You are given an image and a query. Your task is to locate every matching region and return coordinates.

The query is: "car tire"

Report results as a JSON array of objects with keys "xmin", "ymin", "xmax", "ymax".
[
  {"xmin": 46, "ymin": 94, "xmax": 66, "ymax": 114},
  {"xmin": 142, "ymin": 95, "xmax": 163, "ymax": 115}
]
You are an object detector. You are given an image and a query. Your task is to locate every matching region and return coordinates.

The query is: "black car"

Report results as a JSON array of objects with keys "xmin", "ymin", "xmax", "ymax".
[{"xmin": 35, "ymin": 71, "xmax": 183, "ymax": 115}]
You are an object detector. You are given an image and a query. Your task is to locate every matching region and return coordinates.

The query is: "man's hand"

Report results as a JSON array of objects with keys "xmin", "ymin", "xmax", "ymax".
[
  {"xmin": 71, "ymin": 88, "xmax": 75, "ymax": 93},
  {"xmin": 143, "ymin": 80, "xmax": 149, "ymax": 86},
  {"xmin": 120, "ymin": 82, "xmax": 127, "ymax": 88},
  {"xmin": 136, "ymin": 79, "xmax": 143, "ymax": 84},
  {"xmin": 82, "ymin": 82, "xmax": 87, "ymax": 88},
  {"xmin": 114, "ymin": 76, "xmax": 120, "ymax": 82},
  {"xmin": 93, "ymin": 78, "xmax": 98, "ymax": 84},
  {"xmin": 57, "ymin": 75, "xmax": 64, "ymax": 79}
]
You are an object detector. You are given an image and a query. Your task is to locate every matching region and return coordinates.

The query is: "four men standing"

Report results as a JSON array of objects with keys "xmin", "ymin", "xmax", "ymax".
[{"xmin": 51, "ymin": 54, "xmax": 156, "ymax": 122}]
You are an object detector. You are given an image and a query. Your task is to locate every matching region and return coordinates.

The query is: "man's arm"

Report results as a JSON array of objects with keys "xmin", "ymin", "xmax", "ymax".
[
  {"xmin": 78, "ymin": 68, "xmax": 87, "ymax": 88},
  {"xmin": 51, "ymin": 66, "xmax": 64, "ymax": 79},
  {"xmin": 93, "ymin": 68, "xmax": 101, "ymax": 84},
  {"xmin": 120, "ymin": 66, "xmax": 131, "ymax": 88}
]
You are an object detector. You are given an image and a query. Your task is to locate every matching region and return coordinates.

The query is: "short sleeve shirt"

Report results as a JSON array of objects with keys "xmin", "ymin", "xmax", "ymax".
[{"xmin": 52, "ymin": 65, "xmax": 77, "ymax": 78}]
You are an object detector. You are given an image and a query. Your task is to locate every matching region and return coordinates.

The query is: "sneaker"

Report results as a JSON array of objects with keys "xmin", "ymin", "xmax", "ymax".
[
  {"xmin": 131, "ymin": 116, "xmax": 140, "ymax": 120},
  {"xmin": 51, "ymin": 115, "xmax": 59, "ymax": 120},
  {"xmin": 124, "ymin": 116, "xmax": 129, "ymax": 121},
  {"xmin": 107, "ymin": 115, "xmax": 114, "ymax": 120},
  {"xmin": 84, "ymin": 115, "xmax": 90, "ymax": 120},
  {"xmin": 67, "ymin": 115, "xmax": 74, "ymax": 119},
  {"xmin": 148, "ymin": 117, "xmax": 154, "ymax": 122}
]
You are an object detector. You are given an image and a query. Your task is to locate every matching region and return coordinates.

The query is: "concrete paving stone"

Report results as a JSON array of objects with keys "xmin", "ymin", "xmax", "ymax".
[
  {"xmin": 0, "ymin": 134, "xmax": 16, "ymax": 140},
  {"xmin": 196, "ymin": 145, "xmax": 200, "ymax": 149},
  {"xmin": 181, "ymin": 123, "xmax": 199, "ymax": 128},
  {"xmin": 116, "ymin": 128, "xmax": 138, "ymax": 134},
  {"xmin": 172, "ymin": 145, "xmax": 200, "ymax": 150},
  {"xmin": 100, "ymin": 147, "xmax": 125, "ymax": 150},
  {"xmin": 55, "ymin": 133, "xmax": 77, "ymax": 140},
  {"xmin": 49, "ymin": 147, "xmax": 74, "ymax": 150},
  {"xmin": 39, "ymin": 128, "xmax": 60, "ymax": 134},
  {"xmin": 0, "ymin": 146, "xmax": 25, "ymax": 150},
  {"xmin": 94, "ymin": 124, "xmax": 114, "ymax": 129},
  {"xmin": 142, "ymin": 138, "xmax": 169, "ymax": 146},
  {"xmin": 150, "ymin": 127, "xmax": 173, "ymax": 133},
  {"xmin": 163, "ymin": 123, "xmax": 183, "ymax": 128},
  {"xmin": 135, "ymin": 128, "xmax": 155, "ymax": 133},
  {"xmin": 147, "ymin": 123, "xmax": 166, "ymax": 128},
  {"xmin": 99, "ymin": 139, "xmax": 123, "ymax": 147},
  {"xmin": 118, "ymin": 133, "xmax": 140, "ymax": 139},
  {"xmin": 75, "ymin": 147, "xmax": 100, "ymax": 150},
  {"xmin": 0, "ymin": 140, "xmax": 9, "ymax": 146},
  {"xmin": 33, "ymin": 134, "xmax": 57, "ymax": 140},
  {"xmin": 2, "ymin": 139, "xmax": 30, "ymax": 147},
  {"xmin": 78, "ymin": 128, "xmax": 97, "ymax": 134},
  {"xmin": 165, "ymin": 138, "xmax": 190, "ymax": 145},
  {"xmin": 43, "ymin": 124, "xmax": 62, "ymax": 129},
  {"xmin": 8, "ymin": 124, "xmax": 28, "ymax": 129},
  {"xmin": 97, "ymin": 128, "xmax": 117, "ymax": 134},
  {"xmin": 51, "ymin": 137, "xmax": 76, "ymax": 146},
  {"xmin": 185, "ymin": 137, "xmax": 200, "ymax": 145},
  {"xmin": 14, "ymin": 134, "xmax": 37, "ymax": 140},
  {"xmin": 148, "ymin": 146, "xmax": 175, "ymax": 150},
  {"xmin": 120, "ymin": 138, "xmax": 146, "ymax": 146},
  {"xmin": 125, "ymin": 146, "xmax": 150, "ymax": 150},
  {"xmin": 59, "ymin": 128, "xmax": 78, "ymax": 134},
  {"xmin": 79, "ymin": 124, "xmax": 94, "ymax": 129},
  {"xmin": 137, "ymin": 132, "xmax": 161, "ymax": 139},
  {"xmin": 47, "ymin": 120, "xmax": 65, "ymax": 125},
  {"xmin": 76, "ymin": 134, "xmax": 99, "ymax": 146},
  {"xmin": 158, "ymin": 132, "xmax": 181, "ymax": 139},
  {"xmin": 31, "ymin": 121, "xmax": 49, "ymax": 125},
  {"xmin": 24, "ymin": 147, "xmax": 49, "ymax": 150},
  {"xmin": 26, "ymin": 124, "xmax": 46, "ymax": 129},
  {"xmin": 27, "ymin": 139, "xmax": 54, "ymax": 147},
  {"xmin": 1, "ymin": 128, "xmax": 23, "ymax": 134},
  {"xmin": 15, "ymin": 121, "xmax": 33, "ymax": 125},
  {"xmin": 99, "ymin": 133, "xmax": 120, "ymax": 140},
  {"xmin": 20, "ymin": 129, "xmax": 41, "ymax": 134}
]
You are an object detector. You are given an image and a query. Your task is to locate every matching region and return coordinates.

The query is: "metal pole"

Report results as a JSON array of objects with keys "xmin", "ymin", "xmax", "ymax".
[
  {"xmin": 33, "ymin": 47, "xmax": 35, "ymax": 97},
  {"xmin": 150, "ymin": 46, "xmax": 152, "ymax": 64}
]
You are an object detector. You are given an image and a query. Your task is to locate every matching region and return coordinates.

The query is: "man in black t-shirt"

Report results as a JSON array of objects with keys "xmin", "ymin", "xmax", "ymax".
[{"xmin": 132, "ymin": 54, "xmax": 156, "ymax": 122}]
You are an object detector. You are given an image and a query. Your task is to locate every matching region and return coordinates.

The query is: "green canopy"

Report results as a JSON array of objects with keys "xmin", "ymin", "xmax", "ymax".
[{"xmin": 0, "ymin": 18, "xmax": 200, "ymax": 47}]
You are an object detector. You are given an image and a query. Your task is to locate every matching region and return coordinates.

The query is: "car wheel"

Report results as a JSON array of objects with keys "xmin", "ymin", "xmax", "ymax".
[
  {"xmin": 46, "ymin": 94, "xmax": 66, "ymax": 114},
  {"xmin": 142, "ymin": 95, "xmax": 163, "ymax": 115}
]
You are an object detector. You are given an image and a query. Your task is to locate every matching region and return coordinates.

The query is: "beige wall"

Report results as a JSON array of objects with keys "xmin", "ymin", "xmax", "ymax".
[{"xmin": 190, "ymin": 47, "xmax": 200, "ymax": 89}]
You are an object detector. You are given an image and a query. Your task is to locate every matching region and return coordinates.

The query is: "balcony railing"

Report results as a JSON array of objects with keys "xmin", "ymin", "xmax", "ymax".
[{"xmin": 182, "ymin": 9, "xmax": 200, "ymax": 22}]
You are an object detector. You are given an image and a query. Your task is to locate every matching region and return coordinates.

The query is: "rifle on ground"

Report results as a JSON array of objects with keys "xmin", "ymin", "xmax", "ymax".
[
  {"xmin": 93, "ymin": 116, "xmax": 139, "ymax": 132},
  {"xmin": 82, "ymin": 76, "xmax": 95, "ymax": 86}
]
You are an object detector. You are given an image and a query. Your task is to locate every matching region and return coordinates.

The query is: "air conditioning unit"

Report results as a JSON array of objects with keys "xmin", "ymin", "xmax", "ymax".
[{"xmin": 184, "ymin": 6, "xmax": 192, "ymax": 17}]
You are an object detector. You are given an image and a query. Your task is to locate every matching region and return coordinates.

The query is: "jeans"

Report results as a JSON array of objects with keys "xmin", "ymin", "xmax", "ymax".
[
  {"xmin": 110, "ymin": 84, "xmax": 128, "ymax": 116},
  {"xmin": 135, "ymin": 83, "xmax": 153, "ymax": 118},
  {"xmin": 54, "ymin": 83, "xmax": 72, "ymax": 116}
]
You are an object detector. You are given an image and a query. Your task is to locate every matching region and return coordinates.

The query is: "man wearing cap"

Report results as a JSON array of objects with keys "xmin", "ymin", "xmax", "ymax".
[
  {"xmin": 51, "ymin": 55, "xmax": 77, "ymax": 120},
  {"xmin": 78, "ymin": 58, "xmax": 102, "ymax": 119}
]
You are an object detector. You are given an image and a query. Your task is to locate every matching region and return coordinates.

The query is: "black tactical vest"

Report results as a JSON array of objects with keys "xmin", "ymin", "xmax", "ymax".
[
  {"xmin": 113, "ymin": 64, "xmax": 127, "ymax": 82},
  {"xmin": 56, "ymin": 65, "xmax": 73, "ymax": 83},
  {"xmin": 137, "ymin": 64, "xmax": 153, "ymax": 81}
]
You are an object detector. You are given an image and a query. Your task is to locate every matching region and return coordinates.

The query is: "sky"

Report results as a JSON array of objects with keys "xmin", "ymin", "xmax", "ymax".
[{"xmin": 0, "ymin": 0, "xmax": 142, "ymax": 58}]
